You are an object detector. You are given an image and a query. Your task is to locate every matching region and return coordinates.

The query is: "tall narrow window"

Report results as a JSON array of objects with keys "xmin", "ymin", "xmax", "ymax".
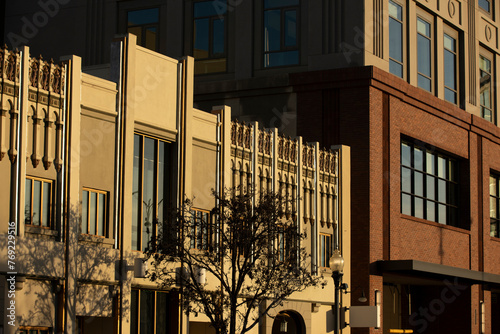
[
  {"xmin": 319, "ymin": 233, "xmax": 332, "ymax": 268},
  {"xmin": 132, "ymin": 134, "xmax": 174, "ymax": 252},
  {"xmin": 127, "ymin": 8, "xmax": 159, "ymax": 51},
  {"xmin": 190, "ymin": 209, "xmax": 212, "ymax": 251},
  {"xmin": 81, "ymin": 188, "xmax": 107, "ymax": 237},
  {"xmin": 480, "ymin": 54, "xmax": 494, "ymax": 123},
  {"xmin": 389, "ymin": 1, "xmax": 404, "ymax": 78},
  {"xmin": 417, "ymin": 17, "xmax": 432, "ymax": 92},
  {"xmin": 131, "ymin": 289, "xmax": 171, "ymax": 334},
  {"xmin": 444, "ymin": 32, "xmax": 458, "ymax": 104},
  {"xmin": 401, "ymin": 140, "xmax": 459, "ymax": 226},
  {"xmin": 193, "ymin": 0, "xmax": 227, "ymax": 74},
  {"xmin": 490, "ymin": 174, "xmax": 500, "ymax": 237},
  {"xmin": 25, "ymin": 177, "xmax": 52, "ymax": 228},
  {"xmin": 263, "ymin": 0, "xmax": 299, "ymax": 67}
]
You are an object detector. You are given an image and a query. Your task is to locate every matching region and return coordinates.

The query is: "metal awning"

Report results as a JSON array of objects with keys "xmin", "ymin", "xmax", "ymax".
[{"xmin": 376, "ymin": 260, "xmax": 500, "ymax": 285}]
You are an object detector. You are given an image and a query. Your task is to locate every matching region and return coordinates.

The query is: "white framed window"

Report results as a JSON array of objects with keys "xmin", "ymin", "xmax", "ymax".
[
  {"xmin": 443, "ymin": 27, "xmax": 459, "ymax": 105},
  {"xmin": 389, "ymin": 0, "xmax": 405, "ymax": 78},
  {"xmin": 25, "ymin": 176, "xmax": 53, "ymax": 228},
  {"xmin": 82, "ymin": 188, "xmax": 108, "ymax": 237}
]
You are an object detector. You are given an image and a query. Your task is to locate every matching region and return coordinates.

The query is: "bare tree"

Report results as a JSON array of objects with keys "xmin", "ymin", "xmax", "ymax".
[{"xmin": 145, "ymin": 189, "xmax": 321, "ymax": 334}]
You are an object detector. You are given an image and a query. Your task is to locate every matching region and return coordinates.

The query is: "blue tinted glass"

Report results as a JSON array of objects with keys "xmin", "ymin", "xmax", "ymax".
[
  {"xmin": 213, "ymin": 18, "xmax": 225, "ymax": 54},
  {"xmin": 284, "ymin": 10, "xmax": 297, "ymax": 47},
  {"xmin": 264, "ymin": 50, "xmax": 299, "ymax": 67},
  {"xmin": 445, "ymin": 88, "xmax": 457, "ymax": 104},
  {"xmin": 389, "ymin": 18, "xmax": 402, "ymax": 62},
  {"xmin": 418, "ymin": 74, "xmax": 431, "ymax": 91},
  {"xmin": 194, "ymin": 18, "xmax": 209, "ymax": 52},
  {"xmin": 479, "ymin": 0, "xmax": 491, "ymax": 12},
  {"xmin": 444, "ymin": 50, "xmax": 456, "ymax": 90},
  {"xmin": 390, "ymin": 60, "xmax": 403, "ymax": 77},
  {"xmin": 128, "ymin": 8, "xmax": 159, "ymax": 26},
  {"xmin": 265, "ymin": 0, "xmax": 299, "ymax": 9},
  {"xmin": 417, "ymin": 35, "xmax": 431, "ymax": 77},
  {"xmin": 194, "ymin": 0, "xmax": 226, "ymax": 17},
  {"xmin": 264, "ymin": 10, "xmax": 281, "ymax": 52}
]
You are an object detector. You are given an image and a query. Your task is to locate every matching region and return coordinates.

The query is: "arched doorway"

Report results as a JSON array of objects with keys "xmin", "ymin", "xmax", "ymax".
[{"xmin": 271, "ymin": 311, "xmax": 306, "ymax": 334}]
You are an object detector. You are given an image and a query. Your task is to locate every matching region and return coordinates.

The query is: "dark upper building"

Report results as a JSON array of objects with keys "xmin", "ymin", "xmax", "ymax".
[{"xmin": 4, "ymin": 0, "xmax": 500, "ymax": 333}]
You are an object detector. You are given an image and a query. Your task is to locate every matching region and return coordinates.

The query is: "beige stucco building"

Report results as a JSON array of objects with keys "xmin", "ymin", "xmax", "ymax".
[{"xmin": 0, "ymin": 34, "xmax": 351, "ymax": 334}]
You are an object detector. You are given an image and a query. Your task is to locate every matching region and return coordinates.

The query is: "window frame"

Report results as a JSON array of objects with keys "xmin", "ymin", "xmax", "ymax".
[
  {"xmin": 443, "ymin": 26, "xmax": 460, "ymax": 105},
  {"xmin": 25, "ymin": 176, "xmax": 53, "ymax": 229},
  {"xmin": 126, "ymin": 7, "xmax": 160, "ymax": 51},
  {"xmin": 490, "ymin": 173, "xmax": 500, "ymax": 237},
  {"xmin": 400, "ymin": 139, "xmax": 460, "ymax": 227},
  {"xmin": 132, "ymin": 133, "xmax": 175, "ymax": 252},
  {"xmin": 81, "ymin": 187, "xmax": 108, "ymax": 238},
  {"xmin": 192, "ymin": 0, "xmax": 228, "ymax": 75},
  {"xmin": 319, "ymin": 233, "xmax": 332, "ymax": 268},
  {"xmin": 479, "ymin": 50, "xmax": 495, "ymax": 123},
  {"xmin": 389, "ymin": 0, "xmax": 406, "ymax": 79},
  {"xmin": 416, "ymin": 12, "xmax": 434, "ymax": 93},
  {"xmin": 478, "ymin": 0, "xmax": 493, "ymax": 18},
  {"xmin": 130, "ymin": 289, "xmax": 171, "ymax": 334},
  {"xmin": 190, "ymin": 208, "xmax": 213, "ymax": 251},
  {"xmin": 263, "ymin": 0, "xmax": 301, "ymax": 68}
]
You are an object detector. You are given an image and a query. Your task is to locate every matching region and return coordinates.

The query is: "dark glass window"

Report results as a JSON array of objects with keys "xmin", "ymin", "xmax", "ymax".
[
  {"xmin": 127, "ymin": 8, "xmax": 159, "ymax": 51},
  {"xmin": 444, "ymin": 33, "xmax": 458, "ymax": 104},
  {"xmin": 479, "ymin": 0, "xmax": 491, "ymax": 13},
  {"xmin": 131, "ymin": 290, "xmax": 169, "ymax": 334},
  {"xmin": 263, "ymin": 0, "xmax": 299, "ymax": 67},
  {"xmin": 190, "ymin": 209, "xmax": 212, "ymax": 250},
  {"xmin": 480, "ymin": 55, "xmax": 494, "ymax": 123},
  {"xmin": 193, "ymin": 0, "xmax": 227, "ymax": 74},
  {"xmin": 490, "ymin": 174, "xmax": 500, "ymax": 237},
  {"xmin": 132, "ymin": 134, "xmax": 174, "ymax": 251},
  {"xmin": 389, "ymin": 1, "xmax": 404, "ymax": 78},
  {"xmin": 319, "ymin": 233, "xmax": 332, "ymax": 268},
  {"xmin": 417, "ymin": 17, "xmax": 432, "ymax": 92},
  {"xmin": 25, "ymin": 177, "xmax": 52, "ymax": 228},
  {"xmin": 81, "ymin": 188, "xmax": 107, "ymax": 237},
  {"xmin": 401, "ymin": 140, "xmax": 459, "ymax": 226}
]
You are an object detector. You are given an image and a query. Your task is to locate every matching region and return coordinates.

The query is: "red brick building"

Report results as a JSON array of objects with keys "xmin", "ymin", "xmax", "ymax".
[{"xmin": 293, "ymin": 66, "xmax": 500, "ymax": 333}]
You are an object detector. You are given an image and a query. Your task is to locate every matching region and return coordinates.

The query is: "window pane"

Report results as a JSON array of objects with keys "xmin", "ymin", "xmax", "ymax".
[
  {"xmin": 415, "ymin": 172, "xmax": 424, "ymax": 196},
  {"xmin": 438, "ymin": 204, "xmax": 447, "ymax": 224},
  {"xmin": 131, "ymin": 290, "xmax": 139, "ymax": 334},
  {"xmin": 143, "ymin": 137, "xmax": 156, "ymax": 252},
  {"xmin": 402, "ymin": 193, "xmax": 412, "ymax": 215},
  {"xmin": 479, "ymin": 0, "xmax": 491, "ymax": 12},
  {"xmin": 438, "ymin": 179, "xmax": 447, "ymax": 203},
  {"xmin": 490, "ymin": 176, "xmax": 497, "ymax": 196},
  {"xmin": 389, "ymin": 18, "xmax": 403, "ymax": 62},
  {"xmin": 445, "ymin": 89, "xmax": 457, "ymax": 104},
  {"xmin": 389, "ymin": 1, "xmax": 402, "ymax": 20},
  {"xmin": 98, "ymin": 193, "xmax": 105, "ymax": 236},
  {"xmin": 414, "ymin": 197, "xmax": 424, "ymax": 219},
  {"xmin": 213, "ymin": 18, "xmax": 225, "ymax": 54},
  {"xmin": 140, "ymin": 291, "xmax": 155, "ymax": 334},
  {"xmin": 426, "ymin": 152, "xmax": 435, "ymax": 174},
  {"xmin": 401, "ymin": 142, "xmax": 411, "ymax": 166},
  {"xmin": 264, "ymin": 50, "xmax": 299, "ymax": 67},
  {"xmin": 401, "ymin": 167, "xmax": 412, "ymax": 193},
  {"xmin": 194, "ymin": 18, "xmax": 209, "ymax": 58},
  {"xmin": 417, "ymin": 34, "xmax": 431, "ymax": 77},
  {"xmin": 156, "ymin": 292, "xmax": 168, "ymax": 334},
  {"xmin": 444, "ymin": 34, "xmax": 455, "ymax": 52},
  {"xmin": 33, "ymin": 180, "xmax": 41, "ymax": 226},
  {"xmin": 491, "ymin": 219, "xmax": 499, "ymax": 237},
  {"xmin": 444, "ymin": 49, "xmax": 456, "ymax": 90},
  {"xmin": 145, "ymin": 27, "xmax": 157, "ymax": 51},
  {"xmin": 128, "ymin": 8, "xmax": 159, "ymax": 26},
  {"xmin": 390, "ymin": 60, "xmax": 403, "ymax": 78},
  {"xmin": 89, "ymin": 191, "xmax": 97, "ymax": 235},
  {"xmin": 158, "ymin": 142, "xmax": 166, "ymax": 226},
  {"xmin": 42, "ymin": 182, "xmax": 50, "ymax": 227},
  {"xmin": 491, "ymin": 196, "xmax": 497, "ymax": 218},
  {"xmin": 194, "ymin": 0, "xmax": 225, "ymax": 17},
  {"xmin": 426, "ymin": 175, "xmax": 435, "ymax": 200},
  {"xmin": 414, "ymin": 147, "xmax": 423, "ymax": 170},
  {"xmin": 438, "ymin": 156, "xmax": 446, "ymax": 178},
  {"xmin": 427, "ymin": 201, "xmax": 435, "ymax": 222},
  {"xmin": 132, "ymin": 135, "xmax": 140, "ymax": 250},
  {"xmin": 82, "ymin": 190, "xmax": 89, "ymax": 234},
  {"xmin": 417, "ymin": 18, "xmax": 430, "ymax": 37},
  {"xmin": 418, "ymin": 74, "xmax": 431, "ymax": 92},
  {"xmin": 25, "ymin": 179, "xmax": 32, "ymax": 224},
  {"xmin": 264, "ymin": 10, "xmax": 281, "ymax": 52},
  {"xmin": 284, "ymin": 10, "xmax": 297, "ymax": 47}
]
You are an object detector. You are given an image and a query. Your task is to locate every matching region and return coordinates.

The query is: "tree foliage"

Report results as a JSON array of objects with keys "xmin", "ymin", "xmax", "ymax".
[{"xmin": 145, "ymin": 189, "xmax": 321, "ymax": 334}]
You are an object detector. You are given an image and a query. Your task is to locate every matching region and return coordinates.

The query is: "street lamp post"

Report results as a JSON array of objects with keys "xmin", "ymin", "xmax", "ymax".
[{"xmin": 330, "ymin": 249, "xmax": 344, "ymax": 334}]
